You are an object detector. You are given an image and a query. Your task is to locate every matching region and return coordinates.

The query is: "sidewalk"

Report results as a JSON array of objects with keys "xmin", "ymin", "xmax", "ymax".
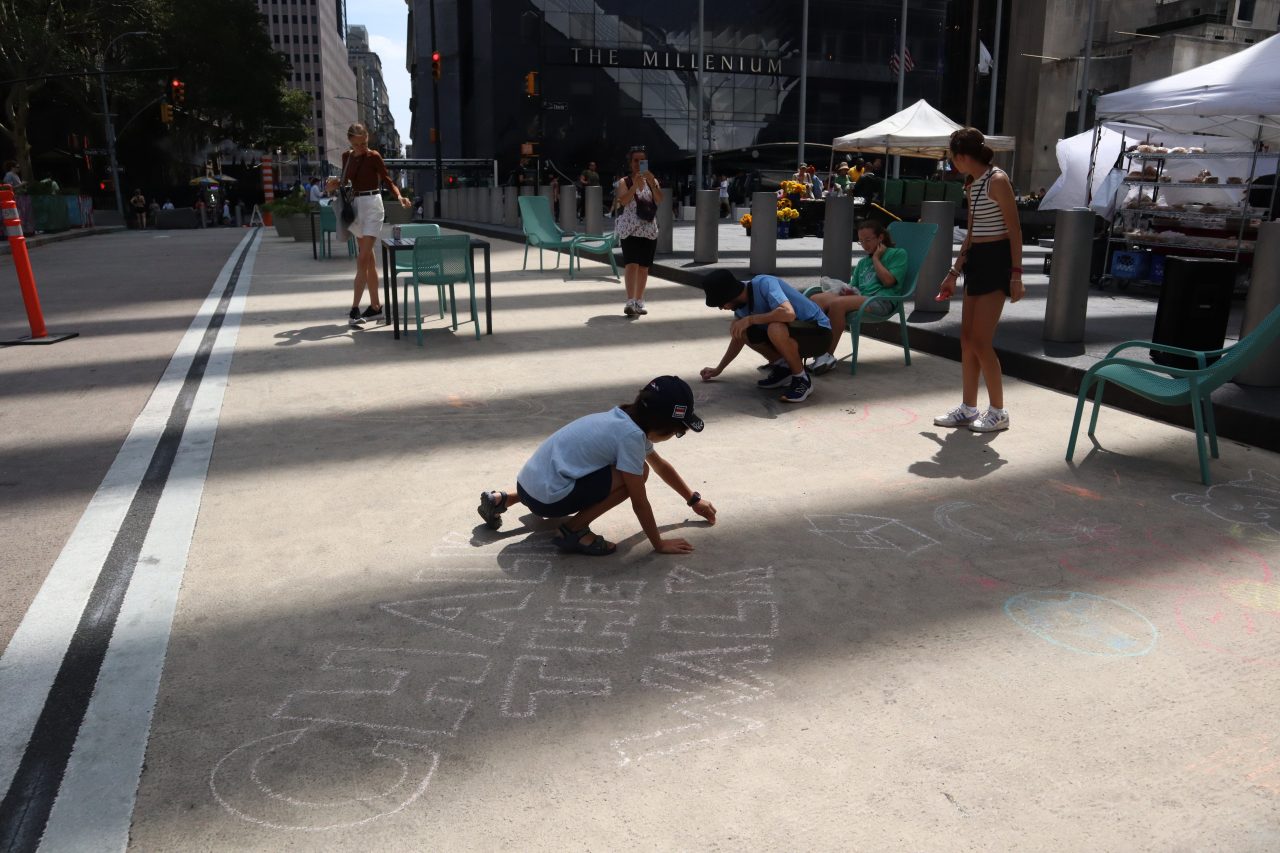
[{"xmin": 434, "ymin": 217, "xmax": 1280, "ymax": 451}]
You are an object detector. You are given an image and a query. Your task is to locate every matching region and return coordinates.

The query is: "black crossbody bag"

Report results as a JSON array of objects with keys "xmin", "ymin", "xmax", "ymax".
[{"xmin": 339, "ymin": 154, "xmax": 357, "ymax": 225}]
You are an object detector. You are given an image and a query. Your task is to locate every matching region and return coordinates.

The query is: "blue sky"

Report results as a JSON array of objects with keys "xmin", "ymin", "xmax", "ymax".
[{"xmin": 350, "ymin": 0, "xmax": 413, "ymax": 147}]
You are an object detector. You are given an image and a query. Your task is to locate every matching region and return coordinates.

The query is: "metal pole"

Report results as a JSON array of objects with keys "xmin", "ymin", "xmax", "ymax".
[
  {"xmin": 695, "ymin": 0, "xmax": 705, "ymax": 194},
  {"xmin": 987, "ymin": 0, "xmax": 1002, "ymax": 135},
  {"xmin": 798, "ymin": 0, "xmax": 809, "ymax": 171},
  {"xmin": 430, "ymin": 0, "xmax": 443, "ymax": 217},
  {"xmin": 964, "ymin": 0, "xmax": 979, "ymax": 126},
  {"xmin": 892, "ymin": 1, "xmax": 908, "ymax": 178},
  {"xmin": 1076, "ymin": 0, "xmax": 1097, "ymax": 135},
  {"xmin": 98, "ymin": 69, "xmax": 125, "ymax": 218}
]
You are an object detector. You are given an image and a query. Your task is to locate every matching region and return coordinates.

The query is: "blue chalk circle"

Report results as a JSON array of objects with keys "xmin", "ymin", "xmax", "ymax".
[{"xmin": 1004, "ymin": 591, "xmax": 1158, "ymax": 657}]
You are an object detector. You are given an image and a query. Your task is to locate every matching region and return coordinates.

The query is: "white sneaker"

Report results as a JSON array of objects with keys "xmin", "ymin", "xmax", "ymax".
[
  {"xmin": 634, "ymin": 300, "xmax": 648, "ymax": 315},
  {"xmin": 809, "ymin": 352, "xmax": 838, "ymax": 375},
  {"xmin": 933, "ymin": 404, "xmax": 980, "ymax": 428},
  {"xmin": 624, "ymin": 299, "xmax": 637, "ymax": 316},
  {"xmin": 969, "ymin": 407, "xmax": 1010, "ymax": 432}
]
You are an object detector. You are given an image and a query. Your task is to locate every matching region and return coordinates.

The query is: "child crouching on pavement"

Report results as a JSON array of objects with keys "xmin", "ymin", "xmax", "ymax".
[{"xmin": 478, "ymin": 376, "xmax": 717, "ymax": 556}]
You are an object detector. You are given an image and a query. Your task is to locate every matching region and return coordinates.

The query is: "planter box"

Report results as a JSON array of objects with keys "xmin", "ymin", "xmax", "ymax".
[
  {"xmin": 288, "ymin": 213, "xmax": 310, "ymax": 242},
  {"xmin": 273, "ymin": 216, "xmax": 294, "ymax": 239},
  {"xmin": 384, "ymin": 201, "xmax": 411, "ymax": 224}
]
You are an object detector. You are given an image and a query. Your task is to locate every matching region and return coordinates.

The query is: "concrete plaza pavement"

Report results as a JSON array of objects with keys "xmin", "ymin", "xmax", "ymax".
[{"xmin": 3, "ymin": 228, "xmax": 1280, "ymax": 849}]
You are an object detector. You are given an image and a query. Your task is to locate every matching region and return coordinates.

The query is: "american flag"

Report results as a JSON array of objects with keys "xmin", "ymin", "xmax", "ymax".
[{"xmin": 889, "ymin": 47, "xmax": 915, "ymax": 74}]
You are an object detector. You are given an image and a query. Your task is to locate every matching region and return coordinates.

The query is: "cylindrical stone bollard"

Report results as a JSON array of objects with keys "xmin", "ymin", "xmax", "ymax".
[
  {"xmin": 469, "ymin": 187, "xmax": 481, "ymax": 221},
  {"xmin": 585, "ymin": 185, "xmax": 604, "ymax": 235},
  {"xmin": 1237, "ymin": 220, "xmax": 1280, "ymax": 386},
  {"xmin": 489, "ymin": 187, "xmax": 502, "ymax": 224},
  {"xmin": 442, "ymin": 189, "xmax": 452, "ymax": 219},
  {"xmin": 559, "ymin": 186, "xmax": 578, "ymax": 233},
  {"xmin": 656, "ymin": 192, "xmax": 674, "ymax": 254},
  {"xmin": 749, "ymin": 192, "xmax": 778, "ymax": 275},
  {"xmin": 694, "ymin": 189, "xmax": 718, "ymax": 264},
  {"xmin": 1043, "ymin": 208, "xmax": 1095, "ymax": 342},
  {"xmin": 519, "ymin": 185, "xmax": 535, "ymax": 196},
  {"xmin": 820, "ymin": 195, "xmax": 855, "ymax": 281},
  {"xmin": 915, "ymin": 200, "xmax": 956, "ymax": 312},
  {"xmin": 503, "ymin": 187, "xmax": 519, "ymax": 227},
  {"xmin": 538, "ymin": 185, "xmax": 555, "ymax": 222},
  {"xmin": 423, "ymin": 191, "xmax": 436, "ymax": 220}
]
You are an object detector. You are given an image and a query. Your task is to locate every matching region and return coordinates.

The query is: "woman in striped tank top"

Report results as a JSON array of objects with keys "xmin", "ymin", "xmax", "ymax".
[{"xmin": 934, "ymin": 128, "xmax": 1024, "ymax": 433}]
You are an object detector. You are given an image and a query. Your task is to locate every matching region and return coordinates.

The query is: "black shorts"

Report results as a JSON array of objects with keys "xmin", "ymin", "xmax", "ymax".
[
  {"xmin": 517, "ymin": 466, "xmax": 613, "ymax": 518},
  {"xmin": 620, "ymin": 235, "xmax": 657, "ymax": 268},
  {"xmin": 746, "ymin": 321, "xmax": 832, "ymax": 359},
  {"xmin": 963, "ymin": 239, "xmax": 1012, "ymax": 296}
]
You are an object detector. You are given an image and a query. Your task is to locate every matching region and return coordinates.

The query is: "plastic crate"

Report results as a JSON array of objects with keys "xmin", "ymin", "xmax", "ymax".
[
  {"xmin": 1149, "ymin": 253, "xmax": 1166, "ymax": 283},
  {"xmin": 1111, "ymin": 250, "xmax": 1150, "ymax": 280}
]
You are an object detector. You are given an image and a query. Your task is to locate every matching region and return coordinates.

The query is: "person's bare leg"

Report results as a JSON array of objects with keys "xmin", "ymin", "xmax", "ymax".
[
  {"xmin": 351, "ymin": 234, "xmax": 367, "ymax": 309},
  {"xmin": 624, "ymin": 263, "xmax": 638, "ymax": 301},
  {"xmin": 816, "ymin": 294, "xmax": 866, "ymax": 355},
  {"xmin": 968, "ymin": 290, "xmax": 1008, "ymax": 409},
  {"xmin": 565, "ymin": 468, "xmax": 635, "ymax": 545},
  {"xmin": 358, "ymin": 236, "xmax": 381, "ymax": 309},
  {"xmin": 634, "ymin": 265, "xmax": 650, "ymax": 302},
  {"xmin": 486, "ymin": 488, "xmax": 522, "ymax": 509},
  {"xmin": 766, "ymin": 322, "xmax": 804, "ymax": 374},
  {"xmin": 959, "ymin": 294, "xmax": 982, "ymax": 408}
]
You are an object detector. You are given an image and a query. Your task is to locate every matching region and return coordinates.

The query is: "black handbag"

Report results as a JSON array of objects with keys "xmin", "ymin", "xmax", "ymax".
[
  {"xmin": 339, "ymin": 154, "xmax": 357, "ymax": 224},
  {"xmin": 627, "ymin": 176, "xmax": 657, "ymax": 221}
]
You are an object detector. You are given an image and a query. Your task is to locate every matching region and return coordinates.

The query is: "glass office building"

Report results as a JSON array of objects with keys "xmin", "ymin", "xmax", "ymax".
[{"xmin": 408, "ymin": 0, "xmax": 952, "ymax": 183}]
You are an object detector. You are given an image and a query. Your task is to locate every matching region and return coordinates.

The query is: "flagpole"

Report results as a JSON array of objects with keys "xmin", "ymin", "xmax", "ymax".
[
  {"xmin": 893, "ymin": 0, "xmax": 907, "ymax": 178},
  {"xmin": 798, "ymin": 0, "xmax": 809, "ymax": 171},
  {"xmin": 987, "ymin": 0, "xmax": 1002, "ymax": 135}
]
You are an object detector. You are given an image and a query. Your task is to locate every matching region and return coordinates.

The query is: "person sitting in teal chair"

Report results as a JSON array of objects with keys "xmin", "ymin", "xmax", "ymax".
[{"xmin": 807, "ymin": 219, "xmax": 908, "ymax": 375}]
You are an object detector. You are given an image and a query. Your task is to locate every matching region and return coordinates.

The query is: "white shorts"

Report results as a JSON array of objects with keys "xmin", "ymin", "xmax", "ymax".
[{"xmin": 348, "ymin": 193, "xmax": 384, "ymax": 239}]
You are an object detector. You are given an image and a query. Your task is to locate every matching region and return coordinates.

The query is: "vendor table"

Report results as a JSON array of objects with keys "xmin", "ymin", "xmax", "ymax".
[{"xmin": 379, "ymin": 236, "xmax": 493, "ymax": 340}]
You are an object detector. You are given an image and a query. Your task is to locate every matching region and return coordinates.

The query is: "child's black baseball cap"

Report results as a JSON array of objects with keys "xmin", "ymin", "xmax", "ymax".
[
  {"xmin": 639, "ymin": 376, "xmax": 704, "ymax": 432},
  {"xmin": 702, "ymin": 269, "xmax": 745, "ymax": 308}
]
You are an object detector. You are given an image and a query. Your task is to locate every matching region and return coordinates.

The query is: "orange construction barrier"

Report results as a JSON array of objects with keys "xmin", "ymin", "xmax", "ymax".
[
  {"xmin": 1, "ymin": 185, "xmax": 77, "ymax": 345},
  {"xmin": 261, "ymin": 155, "xmax": 274, "ymax": 226}
]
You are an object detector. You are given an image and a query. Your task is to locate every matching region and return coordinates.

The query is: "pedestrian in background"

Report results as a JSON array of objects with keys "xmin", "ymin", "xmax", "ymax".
[
  {"xmin": 130, "ymin": 189, "xmax": 148, "ymax": 230},
  {"xmin": 614, "ymin": 146, "xmax": 662, "ymax": 317},
  {"xmin": 934, "ymin": 127, "xmax": 1024, "ymax": 433},
  {"xmin": 718, "ymin": 174, "xmax": 730, "ymax": 218},
  {"xmin": 2, "ymin": 160, "xmax": 22, "ymax": 189},
  {"xmin": 578, "ymin": 160, "xmax": 599, "ymax": 219}
]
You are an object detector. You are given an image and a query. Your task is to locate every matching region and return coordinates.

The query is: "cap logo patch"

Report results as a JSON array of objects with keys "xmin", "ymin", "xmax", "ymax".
[{"xmin": 672, "ymin": 405, "xmax": 687, "ymax": 418}]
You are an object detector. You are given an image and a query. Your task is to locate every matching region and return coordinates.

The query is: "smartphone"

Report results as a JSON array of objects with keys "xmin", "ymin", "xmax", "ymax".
[{"xmin": 639, "ymin": 159, "xmax": 649, "ymax": 174}]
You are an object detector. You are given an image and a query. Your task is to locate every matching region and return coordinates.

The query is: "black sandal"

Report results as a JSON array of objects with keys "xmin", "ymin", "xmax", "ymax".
[
  {"xmin": 477, "ymin": 491, "xmax": 507, "ymax": 530},
  {"xmin": 551, "ymin": 523, "xmax": 616, "ymax": 556}
]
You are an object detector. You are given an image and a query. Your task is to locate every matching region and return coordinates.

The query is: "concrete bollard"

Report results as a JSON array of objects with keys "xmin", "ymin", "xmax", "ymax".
[
  {"xmin": 1237, "ymin": 220, "xmax": 1280, "ymax": 386},
  {"xmin": 585, "ymin": 185, "xmax": 604, "ymax": 235},
  {"xmin": 694, "ymin": 189, "xmax": 718, "ymax": 264},
  {"xmin": 656, "ymin": 192, "xmax": 674, "ymax": 254},
  {"xmin": 469, "ymin": 187, "xmax": 481, "ymax": 221},
  {"xmin": 915, "ymin": 200, "xmax": 956, "ymax": 313},
  {"xmin": 820, "ymin": 195, "xmax": 855, "ymax": 281},
  {"xmin": 423, "ymin": 191, "xmax": 436, "ymax": 220},
  {"xmin": 442, "ymin": 189, "xmax": 452, "ymax": 219},
  {"xmin": 1043, "ymin": 208, "xmax": 1095, "ymax": 342},
  {"xmin": 559, "ymin": 186, "xmax": 578, "ymax": 233},
  {"xmin": 519, "ymin": 185, "xmax": 535, "ymax": 196},
  {"xmin": 749, "ymin": 191, "xmax": 777, "ymax": 275},
  {"xmin": 503, "ymin": 187, "xmax": 519, "ymax": 227},
  {"xmin": 489, "ymin": 187, "xmax": 502, "ymax": 224},
  {"xmin": 538, "ymin": 185, "xmax": 555, "ymax": 221}
]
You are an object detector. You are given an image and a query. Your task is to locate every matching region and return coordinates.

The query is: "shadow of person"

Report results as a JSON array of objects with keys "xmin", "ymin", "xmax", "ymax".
[
  {"xmin": 584, "ymin": 314, "xmax": 636, "ymax": 327},
  {"xmin": 908, "ymin": 430, "xmax": 1007, "ymax": 480},
  {"xmin": 272, "ymin": 324, "xmax": 357, "ymax": 346}
]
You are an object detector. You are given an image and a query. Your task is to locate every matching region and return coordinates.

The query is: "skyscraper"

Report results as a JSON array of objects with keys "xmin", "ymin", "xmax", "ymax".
[{"xmin": 348, "ymin": 25, "xmax": 403, "ymax": 158}]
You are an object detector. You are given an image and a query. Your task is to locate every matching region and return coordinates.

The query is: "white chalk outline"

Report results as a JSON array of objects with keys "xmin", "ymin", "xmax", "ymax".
[
  {"xmin": 380, "ymin": 590, "xmax": 534, "ymax": 645},
  {"xmin": 499, "ymin": 655, "xmax": 612, "ymax": 718},
  {"xmin": 1172, "ymin": 469, "xmax": 1280, "ymax": 540},
  {"xmin": 806, "ymin": 512, "xmax": 939, "ymax": 556},
  {"xmin": 558, "ymin": 576, "xmax": 647, "ymax": 606},
  {"xmin": 525, "ymin": 607, "xmax": 637, "ymax": 654},
  {"xmin": 664, "ymin": 565, "xmax": 775, "ymax": 597},
  {"xmin": 271, "ymin": 647, "xmax": 491, "ymax": 738},
  {"xmin": 661, "ymin": 600, "xmax": 780, "ymax": 638},
  {"xmin": 210, "ymin": 727, "xmax": 439, "ymax": 831}
]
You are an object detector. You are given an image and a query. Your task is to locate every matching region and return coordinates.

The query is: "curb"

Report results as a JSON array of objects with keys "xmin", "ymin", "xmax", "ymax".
[
  {"xmin": 1, "ymin": 226, "xmax": 126, "ymax": 255},
  {"xmin": 436, "ymin": 219, "xmax": 1280, "ymax": 454}
]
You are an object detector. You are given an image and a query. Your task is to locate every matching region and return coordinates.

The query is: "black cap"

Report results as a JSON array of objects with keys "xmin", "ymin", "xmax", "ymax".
[
  {"xmin": 640, "ymin": 376, "xmax": 704, "ymax": 433},
  {"xmin": 703, "ymin": 269, "xmax": 745, "ymax": 308}
]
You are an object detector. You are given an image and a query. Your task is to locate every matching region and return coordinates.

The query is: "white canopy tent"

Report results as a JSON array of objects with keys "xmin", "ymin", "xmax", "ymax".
[
  {"xmin": 1095, "ymin": 32, "xmax": 1280, "ymax": 145},
  {"xmin": 832, "ymin": 99, "xmax": 1015, "ymax": 159}
]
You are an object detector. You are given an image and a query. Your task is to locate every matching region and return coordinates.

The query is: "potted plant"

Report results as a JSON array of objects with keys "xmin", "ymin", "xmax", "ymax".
[
  {"xmin": 777, "ymin": 206, "xmax": 798, "ymax": 238},
  {"xmin": 262, "ymin": 197, "xmax": 296, "ymax": 238},
  {"xmin": 739, "ymin": 212, "xmax": 752, "ymax": 236}
]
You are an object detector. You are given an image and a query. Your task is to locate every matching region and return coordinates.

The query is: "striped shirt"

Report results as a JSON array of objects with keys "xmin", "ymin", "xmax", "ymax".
[{"xmin": 967, "ymin": 168, "xmax": 1008, "ymax": 238}]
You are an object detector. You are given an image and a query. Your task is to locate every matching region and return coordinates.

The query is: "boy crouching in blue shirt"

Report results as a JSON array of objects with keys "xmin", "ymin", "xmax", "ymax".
[
  {"xmin": 698, "ymin": 270, "xmax": 832, "ymax": 403},
  {"xmin": 478, "ymin": 376, "xmax": 717, "ymax": 556}
]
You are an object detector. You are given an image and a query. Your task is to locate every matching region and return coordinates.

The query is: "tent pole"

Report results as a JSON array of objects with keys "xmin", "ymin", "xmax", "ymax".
[
  {"xmin": 1084, "ymin": 123, "xmax": 1103, "ymax": 206},
  {"xmin": 1076, "ymin": 0, "xmax": 1097, "ymax": 135},
  {"xmin": 987, "ymin": 0, "xmax": 1002, "ymax": 135},
  {"xmin": 893, "ymin": 0, "xmax": 907, "ymax": 178},
  {"xmin": 964, "ymin": 0, "xmax": 978, "ymax": 126}
]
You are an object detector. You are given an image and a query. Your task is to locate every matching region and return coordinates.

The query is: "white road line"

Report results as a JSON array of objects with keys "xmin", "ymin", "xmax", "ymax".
[{"xmin": 0, "ymin": 229, "xmax": 258, "ymax": 822}]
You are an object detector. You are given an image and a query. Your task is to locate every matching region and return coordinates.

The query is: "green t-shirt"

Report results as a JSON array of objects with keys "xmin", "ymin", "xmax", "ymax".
[{"xmin": 853, "ymin": 246, "xmax": 908, "ymax": 299}]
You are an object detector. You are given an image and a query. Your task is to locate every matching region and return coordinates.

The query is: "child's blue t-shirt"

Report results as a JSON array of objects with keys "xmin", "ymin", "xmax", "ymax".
[
  {"xmin": 734, "ymin": 275, "xmax": 831, "ymax": 329},
  {"xmin": 518, "ymin": 407, "xmax": 652, "ymax": 504}
]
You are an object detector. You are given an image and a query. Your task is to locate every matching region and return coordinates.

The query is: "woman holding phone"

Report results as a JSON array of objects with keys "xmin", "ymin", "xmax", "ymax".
[{"xmin": 614, "ymin": 145, "xmax": 662, "ymax": 317}]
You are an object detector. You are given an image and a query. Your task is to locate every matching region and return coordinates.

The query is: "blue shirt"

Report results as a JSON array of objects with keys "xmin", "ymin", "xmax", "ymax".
[
  {"xmin": 517, "ymin": 407, "xmax": 653, "ymax": 504},
  {"xmin": 734, "ymin": 275, "xmax": 831, "ymax": 329}
]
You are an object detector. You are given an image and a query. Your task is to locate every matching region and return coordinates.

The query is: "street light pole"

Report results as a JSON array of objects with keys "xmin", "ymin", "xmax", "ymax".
[
  {"xmin": 797, "ymin": 0, "xmax": 809, "ymax": 171},
  {"xmin": 97, "ymin": 31, "xmax": 148, "ymax": 217},
  {"xmin": 695, "ymin": 0, "xmax": 704, "ymax": 193},
  {"xmin": 429, "ymin": 0, "xmax": 443, "ymax": 217},
  {"xmin": 1076, "ymin": 0, "xmax": 1098, "ymax": 134}
]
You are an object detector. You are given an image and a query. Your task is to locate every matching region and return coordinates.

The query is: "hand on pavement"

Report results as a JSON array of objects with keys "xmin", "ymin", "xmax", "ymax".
[
  {"xmin": 692, "ymin": 499, "xmax": 717, "ymax": 525},
  {"xmin": 655, "ymin": 538, "xmax": 694, "ymax": 554},
  {"xmin": 699, "ymin": 367, "xmax": 721, "ymax": 382}
]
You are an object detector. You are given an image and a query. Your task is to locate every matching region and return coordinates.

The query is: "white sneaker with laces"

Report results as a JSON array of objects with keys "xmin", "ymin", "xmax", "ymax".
[
  {"xmin": 809, "ymin": 352, "xmax": 838, "ymax": 375},
  {"xmin": 634, "ymin": 300, "xmax": 647, "ymax": 315},
  {"xmin": 933, "ymin": 404, "xmax": 980, "ymax": 428},
  {"xmin": 969, "ymin": 407, "xmax": 1010, "ymax": 432},
  {"xmin": 624, "ymin": 299, "xmax": 637, "ymax": 316}
]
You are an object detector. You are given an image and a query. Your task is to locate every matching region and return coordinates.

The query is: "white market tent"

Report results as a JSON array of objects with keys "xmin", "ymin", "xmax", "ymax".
[
  {"xmin": 1095, "ymin": 32, "xmax": 1280, "ymax": 145},
  {"xmin": 832, "ymin": 99, "xmax": 1015, "ymax": 159}
]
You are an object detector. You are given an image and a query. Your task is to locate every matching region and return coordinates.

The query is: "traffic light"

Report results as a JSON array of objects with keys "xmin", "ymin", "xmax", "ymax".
[
  {"xmin": 160, "ymin": 103, "xmax": 174, "ymax": 124},
  {"xmin": 431, "ymin": 51, "xmax": 441, "ymax": 81},
  {"xmin": 170, "ymin": 78, "xmax": 185, "ymax": 105},
  {"xmin": 523, "ymin": 71, "xmax": 538, "ymax": 97},
  {"xmin": 429, "ymin": 127, "xmax": 439, "ymax": 143}
]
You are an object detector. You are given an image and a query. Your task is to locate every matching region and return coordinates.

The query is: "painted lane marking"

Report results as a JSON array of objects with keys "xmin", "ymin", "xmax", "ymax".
[{"xmin": 0, "ymin": 230, "xmax": 260, "ymax": 852}]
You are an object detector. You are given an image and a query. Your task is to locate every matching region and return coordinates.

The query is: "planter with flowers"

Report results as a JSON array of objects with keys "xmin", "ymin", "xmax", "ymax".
[
  {"xmin": 776, "ymin": 206, "xmax": 799, "ymax": 238},
  {"xmin": 739, "ymin": 212, "xmax": 752, "ymax": 236}
]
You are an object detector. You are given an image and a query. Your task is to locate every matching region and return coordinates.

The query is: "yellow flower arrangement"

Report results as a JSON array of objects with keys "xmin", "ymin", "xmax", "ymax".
[
  {"xmin": 779, "ymin": 180, "xmax": 811, "ymax": 198},
  {"xmin": 776, "ymin": 197, "xmax": 791, "ymax": 210},
  {"xmin": 739, "ymin": 213, "xmax": 752, "ymax": 228},
  {"xmin": 778, "ymin": 207, "xmax": 800, "ymax": 222}
]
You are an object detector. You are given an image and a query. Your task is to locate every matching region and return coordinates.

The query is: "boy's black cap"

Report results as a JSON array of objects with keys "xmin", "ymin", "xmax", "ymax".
[
  {"xmin": 703, "ymin": 269, "xmax": 746, "ymax": 308},
  {"xmin": 640, "ymin": 376, "xmax": 704, "ymax": 432}
]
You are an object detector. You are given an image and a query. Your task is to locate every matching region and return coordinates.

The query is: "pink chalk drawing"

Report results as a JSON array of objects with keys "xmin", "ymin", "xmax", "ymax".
[
  {"xmin": 1174, "ymin": 582, "xmax": 1280, "ymax": 666},
  {"xmin": 1061, "ymin": 527, "xmax": 1274, "ymax": 591},
  {"xmin": 1185, "ymin": 733, "xmax": 1280, "ymax": 796},
  {"xmin": 1172, "ymin": 469, "xmax": 1280, "ymax": 541}
]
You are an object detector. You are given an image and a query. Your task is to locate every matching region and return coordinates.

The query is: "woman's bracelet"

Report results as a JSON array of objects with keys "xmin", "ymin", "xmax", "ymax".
[{"xmin": 948, "ymin": 267, "xmax": 961, "ymax": 277}]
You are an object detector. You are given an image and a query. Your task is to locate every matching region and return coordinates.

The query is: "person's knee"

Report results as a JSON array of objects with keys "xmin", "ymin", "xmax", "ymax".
[{"xmin": 766, "ymin": 322, "xmax": 792, "ymax": 344}]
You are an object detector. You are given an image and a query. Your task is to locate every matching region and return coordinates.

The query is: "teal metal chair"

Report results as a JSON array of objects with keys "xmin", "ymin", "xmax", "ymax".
[
  {"xmin": 567, "ymin": 232, "xmax": 620, "ymax": 280},
  {"xmin": 802, "ymin": 220, "xmax": 937, "ymax": 375},
  {"xmin": 317, "ymin": 204, "xmax": 356, "ymax": 258},
  {"xmin": 407, "ymin": 235, "xmax": 479, "ymax": 347},
  {"xmin": 393, "ymin": 223, "xmax": 443, "ymax": 314},
  {"xmin": 518, "ymin": 195, "xmax": 577, "ymax": 270},
  {"xmin": 1067, "ymin": 303, "xmax": 1280, "ymax": 485}
]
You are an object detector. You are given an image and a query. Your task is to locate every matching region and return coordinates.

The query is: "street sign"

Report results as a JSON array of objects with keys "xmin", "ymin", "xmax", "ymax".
[{"xmin": 542, "ymin": 100, "xmax": 568, "ymax": 112}]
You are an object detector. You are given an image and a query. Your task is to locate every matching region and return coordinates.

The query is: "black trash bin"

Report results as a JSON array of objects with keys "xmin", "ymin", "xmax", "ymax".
[{"xmin": 1150, "ymin": 256, "xmax": 1235, "ymax": 369}]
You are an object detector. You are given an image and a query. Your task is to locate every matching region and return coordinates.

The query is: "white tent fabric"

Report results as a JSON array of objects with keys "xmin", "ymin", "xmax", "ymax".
[
  {"xmin": 832, "ymin": 99, "xmax": 1015, "ymax": 159},
  {"xmin": 1096, "ymin": 32, "xmax": 1280, "ymax": 144}
]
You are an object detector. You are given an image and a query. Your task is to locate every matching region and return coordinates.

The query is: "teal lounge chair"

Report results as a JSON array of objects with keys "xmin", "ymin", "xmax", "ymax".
[
  {"xmin": 1066, "ymin": 302, "xmax": 1280, "ymax": 485},
  {"xmin": 406, "ymin": 235, "xmax": 479, "ymax": 347},
  {"xmin": 568, "ymin": 232, "xmax": 620, "ymax": 280},
  {"xmin": 518, "ymin": 195, "xmax": 577, "ymax": 270},
  {"xmin": 802, "ymin": 220, "xmax": 937, "ymax": 375},
  {"xmin": 393, "ymin": 223, "xmax": 443, "ymax": 314}
]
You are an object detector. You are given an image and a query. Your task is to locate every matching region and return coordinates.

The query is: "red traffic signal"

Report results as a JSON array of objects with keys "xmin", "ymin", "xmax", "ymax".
[
  {"xmin": 170, "ymin": 78, "xmax": 186, "ymax": 105},
  {"xmin": 431, "ymin": 51, "xmax": 441, "ymax": 81}
]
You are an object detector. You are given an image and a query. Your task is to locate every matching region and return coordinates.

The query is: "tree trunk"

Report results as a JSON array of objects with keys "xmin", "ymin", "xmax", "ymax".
[{"xmin": 1, "ymin": 81, "xmax": 36, "ymax": 185}]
